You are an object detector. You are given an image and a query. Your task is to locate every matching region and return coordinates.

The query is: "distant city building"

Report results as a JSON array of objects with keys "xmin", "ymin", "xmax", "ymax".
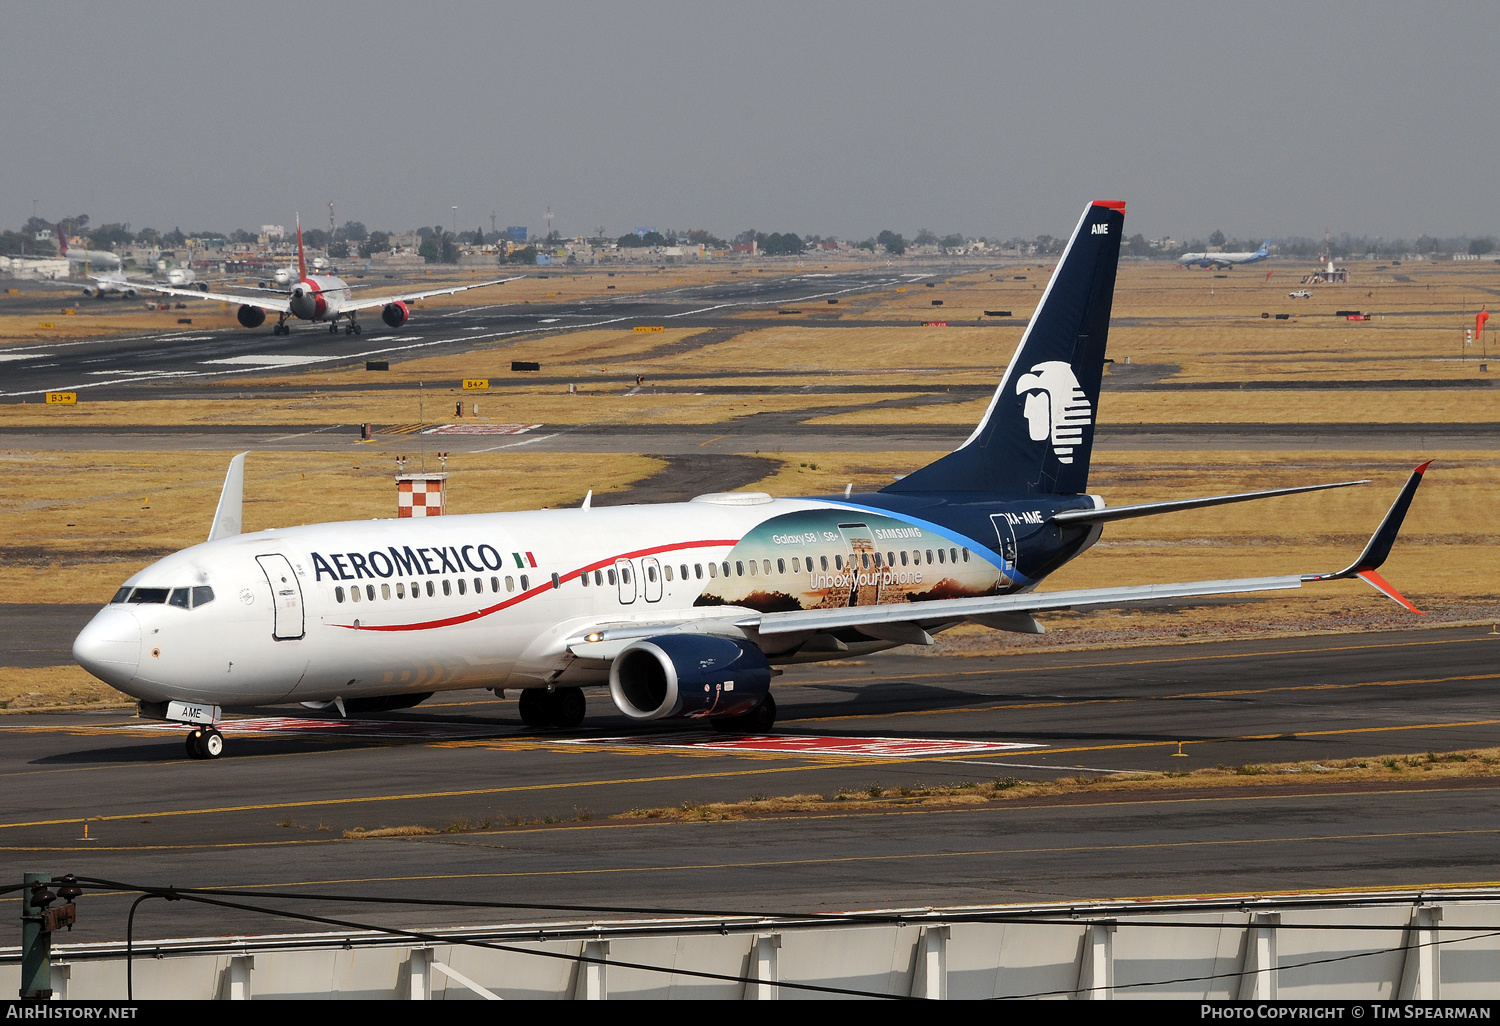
[
  {"xmin": 260, "ymin": 225, "xmax": 286, "ymax": 239},
  {"xmin": 505, "ymin": 226, "xmax": 528, "ymax": 243}
]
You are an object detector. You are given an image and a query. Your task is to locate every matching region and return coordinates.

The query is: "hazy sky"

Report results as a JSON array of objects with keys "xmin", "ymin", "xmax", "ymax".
[{"xmin": 4, "ymin": 2, "xmax": 1494, "ymax": 242}]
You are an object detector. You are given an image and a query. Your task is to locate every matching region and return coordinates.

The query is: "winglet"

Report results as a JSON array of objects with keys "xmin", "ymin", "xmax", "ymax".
[
  {"xmin": 1303, "ymin": 461, "xmax": 1430, "ymax": 610},
  {"xmin": 55, "ymin": 224, "xmax": 67, "ymax": 256},
  {"xmin": 295, "ymin": 215, "xmax": 307, "ymax": 281},
  {"xmin": 208, "ymin": 452, "xmax": 249, "ymax": 542}
]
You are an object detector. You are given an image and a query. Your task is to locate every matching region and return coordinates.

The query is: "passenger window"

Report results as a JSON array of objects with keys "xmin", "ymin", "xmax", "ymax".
[
  {"xmin": 791, "ymin": 558, "xmax": 800, "ymax": 573},
  {"xmin": 821, "ymin": 556, "xmax": 829, "ymax": 571},
  {"xmin": 872, "ymin": 552, "xmax": 882, "ymax": 568},
  {"xmin": 594, "ymin": 569, "xmax": 604, "ymax": 586},
  {"xmin": 506, "ymin": 576, "xmax": 515, "ymax": 592},
  {"xmin": 962, "ymin": 548, "xmax": 970, "ymax": 562},
  {"xmin": 607, "ymin": 569, "xmax": 616, "ymax": 585},
  {"xmin": 366, "ymin": 584, "xmax": 376, "ymax": 601},
  {"xmin": 900, "ymin": 551, "xmax": 909, "ymax": 566},
  {"xmin": 336, "ymin": 586, "xmax": 345, "ymax": 603},
  {"xmin": 129, "ymin": 588, "xmax": 169, "ymax": 604},
  {"xmin": 169, "ymin": 588, "xmax": 190, "ymax": 608},
  {"xmin": 763, "ymin": 559, "xmax": 771, "ymax": 575},
  {"xmin": 736, "ymin": 561, "xmax": 744, "ymax": 576},
  {"xmin": 520, "ymin": 575, "xmax": 529, "ymax": 590},
  {"xmin": 695, "ymin": 564, "xmax": 702, "ymax": 579},
  {"xmin": 834, "ymin": 555, "xmax": 843, "ymax": 570},
  {"xmin": 721, "ymin": 561, "xmax": 730, "ymax": 578},
  {"xmin": 621, "ymin": 568, "xmax": 631, "ymax": 584},
  {"xmin": 664, "ymin": 565, "xmax": 674, "ymax": 581},
  {"xmin": 937, "ymin": 549, "xmax": 945, "ymax": 564},
  {"xmin": 110, "ymin": 587, "xmax": 133, "ymax": 604},
  {"xmin": 680, "ymin": 564, "xmax": 689, "ymax": 580},
  {"xmin": 351, "ymin": 586, "xmax": 361, "ymax": 603},
  {"xmin": 581, "ymin": 572, "xmax": 590, "ymax": 588},
  {"xmin": 443, "ymin": 580, "xmax": 452, "ymax": 596},
  {"xmin": 425, "ymin": 580, "xmax": 435, "ymax": 597},
  {"xmin": 950, "ymin": 548, "xmax": 959, "ymax": 563},
  {"xmin": 396, "ymin": 582, "xmax": 405, "ymax": 598},
  {"xmin": 381, "ymin": 583, "xmax": 391, "ymax": 600},
  {"xmin": 551, "ymin": 573, "xmax": 561, "ymax": 590},
  {"xmin": 647, "ymin": 566, "xmax": 657, "ymax": 583},
  {"xmin": 707, "ymin": 562, "xmax": 716, "ymax": 578},
  {"xmin": 746, "ymin": 560, "xmax": 756, "ymax": 576},
  {"xmin": 887, "ymin": 551, "xmax": 896, "ymax": 566},
  {"xmin": 460, "ymin": 579, "xmax": 469, "ymax": 595},
  {"xmin": 411, "ymin": 581, "xmax": 420, "ymax": 598},
  {"xmin": 861, "ymin": 553, "xmax": 871, "ymax": 569},
  {"xmin": 491, "ymin": 576, "xmax": 499, "ymax": 592},
  {"xmin": 474, "ymin": 577, "xmax": 483, "ymax": 593},
  {"xmin": 926, "ymin": 549, "xmax": 934, "ymax": 564},
  {"xmin": 777, "ymin": 558, "xmax": 785, "ymax": 574}
]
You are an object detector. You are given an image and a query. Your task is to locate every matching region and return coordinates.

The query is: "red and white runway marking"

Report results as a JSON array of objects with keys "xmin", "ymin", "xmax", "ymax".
[
  {"xmin": 423, "ymin": 423, "xmax": 542, "ymax": 435},
  {"xmin": 553, "ymin": 733, "xmax": 1042, "ymax": 758}
]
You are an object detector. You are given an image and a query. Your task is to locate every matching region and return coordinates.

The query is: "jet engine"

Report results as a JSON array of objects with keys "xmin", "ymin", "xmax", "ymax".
[
  {"xmin": 381, "ymin": 300, "xmax": 409, "ymax": 327},
  {"xmin": 608, "ymin": 634, "xmax": 771, "ymax": 720},
  {"xmin": 236, "ymin": 305, "xmax": 266, "ymax": 328},
  {"xmin": 288, "ymin": 286, "xmax": 321, "ymax": 320}
]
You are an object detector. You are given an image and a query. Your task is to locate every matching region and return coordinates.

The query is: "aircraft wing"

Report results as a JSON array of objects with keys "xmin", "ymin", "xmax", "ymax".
[
  {"xmin": 340, "ymin": 275, "xmax": 526, "ymax": 313},
  {"xmin": 131, "ymin": 281, "xmax": 292, "ymax": 312},
  {"xmin": 568, "ymin": 463, "xmax": 1430, "ymax": 656}
]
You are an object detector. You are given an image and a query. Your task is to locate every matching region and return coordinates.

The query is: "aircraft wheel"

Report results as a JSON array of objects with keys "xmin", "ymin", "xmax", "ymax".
[
  {"xmin": 352, "ymin": 323, "xmax": 362, "ymax": 335},
  {"xmin": 328, "ymin": 324, "xmax": 338, "ymax": 335},
  {"xmin": 550, "ymin": 687, "xmax": 586, "ymax": 730},
  {"xmin": 185, "ymin": 729, "xmax": 204, "ymax": 759},
  {"xmin": 517, "ymin": 688, "xmax": 549, "ymax": 728},
  {"xmin": 202, "ymin": 729, "xmax": 224, "ymax": 758},
  {"xmin": 710, "ymin": 694, "xmax": 776, "ymax": 734}
]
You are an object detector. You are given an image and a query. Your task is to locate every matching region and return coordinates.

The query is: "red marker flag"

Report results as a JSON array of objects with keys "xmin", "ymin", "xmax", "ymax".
[{"xmin": 1265, "ymin": 270, "xmax": 1273, "ymax": 282}]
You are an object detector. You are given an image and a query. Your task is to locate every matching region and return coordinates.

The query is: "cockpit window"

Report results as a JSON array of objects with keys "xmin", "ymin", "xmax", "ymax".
[
  {"xmin": 169, "ymin": 588, "xmax": 191, "ymax": 608},
  {"xmin": 128, "ymin": 588, "xmax": 169, "ymax": 604},
  {"xmin": 192, "ymin": 586, "xmax": 214, "ymax": 608},
  {"xmin": 110, "ymin": 587, "xmax": 133, "ymax": 604}
]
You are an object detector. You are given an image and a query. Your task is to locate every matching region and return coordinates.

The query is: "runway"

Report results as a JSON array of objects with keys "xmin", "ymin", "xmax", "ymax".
[
  {"xmin": 0, "ymin": 268, "xmax": 948, "ymax": 401},
  {"xmin": 5, "ymin": 624, "xmax": 1499, "ymax": 942}
]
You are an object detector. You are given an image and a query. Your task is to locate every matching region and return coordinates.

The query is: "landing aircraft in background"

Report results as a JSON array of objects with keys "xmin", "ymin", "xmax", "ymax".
[
  {"xmin": 132, "ymin": 218, "xmax": 521, "ymax": 335},
  {"xmin": 73, "ymin": 200, "xmax": 1430, "ymax": 759},
  {"xmin": 1180, "ymin": 240, "xmax": 1271, "ymax": 269}
]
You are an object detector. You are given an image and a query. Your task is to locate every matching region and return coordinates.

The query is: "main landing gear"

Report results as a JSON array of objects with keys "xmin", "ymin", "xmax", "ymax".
[
  {"xmin": 711, "ymin": 694, "xmax": 776, "ymax": 734},
  {"xmin": 518, "ymin": 687, "xmax": 586, "ymax": 731},
  {"xmin": 273, "ymin": 315, "xmax": 291, "ymax": 336},
  {"xmin": 185, "ymin": 726, "xmax": 224, "ymax": 759},
  {"xmin": 344, "ymin": 318, "xmax": 362, "ymax": 336}
]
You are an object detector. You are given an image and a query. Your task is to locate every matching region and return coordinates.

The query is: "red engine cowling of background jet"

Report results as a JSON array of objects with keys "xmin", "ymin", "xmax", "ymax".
[
  {"xmin": 236, "ymin": 305, "xmax": 266, "ymax": 328},
  {"xmin": 381, "ymin": 301, "xmax": 409, "ymax": 328}
]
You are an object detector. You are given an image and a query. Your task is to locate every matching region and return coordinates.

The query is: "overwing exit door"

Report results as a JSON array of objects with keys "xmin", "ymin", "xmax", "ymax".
[
  {"xmin": 256, "ymin": 553, "xmax": 305, "ymax": 640},
  {"xmin": 641, "ymin": 556, "xmax": 663, "ymax": 602}
]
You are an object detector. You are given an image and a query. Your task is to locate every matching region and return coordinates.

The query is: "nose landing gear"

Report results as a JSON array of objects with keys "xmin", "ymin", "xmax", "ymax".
[{"xmin": 185, "ymin": 727, "xmax": 225, "ymax": 759}]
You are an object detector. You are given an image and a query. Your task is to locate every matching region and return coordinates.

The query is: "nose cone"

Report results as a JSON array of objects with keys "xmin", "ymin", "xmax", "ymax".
[{"xmin": 73, "ymin": 607, "xmax": 141, "ymax": 689}]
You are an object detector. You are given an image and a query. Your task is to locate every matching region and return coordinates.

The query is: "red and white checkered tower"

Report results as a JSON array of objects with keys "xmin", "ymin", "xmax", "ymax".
[{"xmin": 395, "ymin": 453, "xmax": 448, "ymax": 518}]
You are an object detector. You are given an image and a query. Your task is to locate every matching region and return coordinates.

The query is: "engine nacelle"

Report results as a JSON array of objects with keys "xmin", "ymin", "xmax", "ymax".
[
  {"xmin": 608, "ymin": 634, "xmax": 771, "ymax": 721},
  {"xmin": 381, "ymin": 301, "xmax": 409, "ymax": 327},
  {"xmin": 236, "ymin": 304, "xmax": 267, "ymax": 328},
  {"xmin": 289, "ymin": 286, "xmax": 320, "ymax": 320}
]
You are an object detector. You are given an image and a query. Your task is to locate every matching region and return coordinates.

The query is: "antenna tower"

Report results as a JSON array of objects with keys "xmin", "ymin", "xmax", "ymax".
[{"xmin": 545, "ymin": 206, "xmax": 553, "ymax": 237}]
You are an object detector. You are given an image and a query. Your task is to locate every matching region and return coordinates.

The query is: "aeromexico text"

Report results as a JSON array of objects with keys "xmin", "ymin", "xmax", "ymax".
[{"xmin": 313, "ymin": 544, "xmax": 508, "ymax": 581}]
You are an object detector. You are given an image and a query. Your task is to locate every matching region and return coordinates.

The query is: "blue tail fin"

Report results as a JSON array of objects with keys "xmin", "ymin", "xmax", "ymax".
[{"xmin": 885, "ymin": 200, "xmax": 1125, "ymax": 496}]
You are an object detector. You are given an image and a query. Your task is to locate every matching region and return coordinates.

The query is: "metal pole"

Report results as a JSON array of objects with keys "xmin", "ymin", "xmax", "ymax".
[{"xmin": 20, "ymin": 872, "xmax": 51, "ymax": 999}]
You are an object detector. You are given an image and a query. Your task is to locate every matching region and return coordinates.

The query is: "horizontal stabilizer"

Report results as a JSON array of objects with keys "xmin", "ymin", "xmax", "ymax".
[{"xmin": 1052, "ymin": 479, "xmax": 1368, "ymax": 526}]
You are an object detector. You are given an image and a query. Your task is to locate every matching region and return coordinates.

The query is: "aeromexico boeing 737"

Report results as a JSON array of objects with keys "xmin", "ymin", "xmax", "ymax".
[
  {"xmin": 134, "ymin": 218, "xmax": 521, "ymax": 335},
  {"xmin": 73, "ymin": 201, "xmax": 1431, "ymax": 759}
]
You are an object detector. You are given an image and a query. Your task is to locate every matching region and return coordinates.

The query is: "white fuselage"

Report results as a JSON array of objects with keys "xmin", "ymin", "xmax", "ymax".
[
  {"xmin": 289, "ymin": 273, "xmax": 354, "ymax": 321},
  {"xmin": 73, "ymin": 496, "xmax": 1005, "ymax": 709},
  {"xmin": 1181, "ymin": 248, "xmax": 1268, "ymax": 267}
]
